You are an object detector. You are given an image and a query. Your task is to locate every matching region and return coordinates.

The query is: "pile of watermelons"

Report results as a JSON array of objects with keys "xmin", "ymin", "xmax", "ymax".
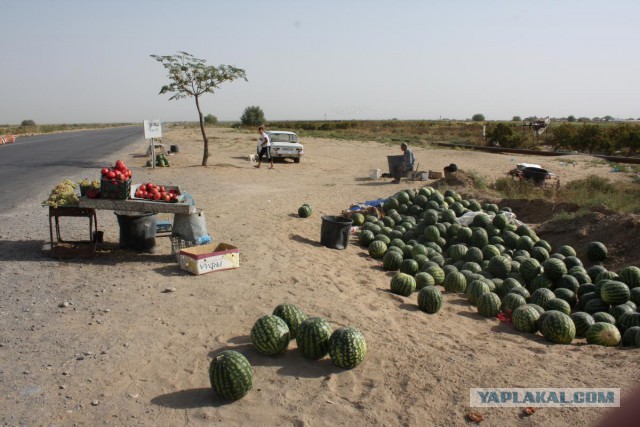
[
  {"xmin": 356, "ymin": 186, "xmax": 640, "ymax": 348},
  {"xmin": 209, "ymin": 303, "xmax": 367, "ymax": 401},
  {"xmin": 145, "ymin": 153, "xmax": 171, "ymax": 168}
]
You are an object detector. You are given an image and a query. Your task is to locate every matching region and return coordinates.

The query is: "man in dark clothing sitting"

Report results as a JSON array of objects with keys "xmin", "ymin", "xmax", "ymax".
[{"xmin": 391, "ymin": 143, "xmax": 415, "ymax": 184}]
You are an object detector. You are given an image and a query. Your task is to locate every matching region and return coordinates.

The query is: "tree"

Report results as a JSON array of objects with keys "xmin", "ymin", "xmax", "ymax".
[
  {"xmin": 241, "ymin": 106, "xmax": 266, "ymax": 126},
  {"xmin": 550, "ymin": 123, "xmax": 577, "ymax": 151},
  {"xmin": 204, "ymin": 114, "xmax": 218, "ymax": 125},
  {"xmin": 567, "ymin": 115, "xmax": 576, "ymax": 122},
  {"xmin": 512, "ymin": 116, "xmax": 522, "ymax": 121},
  {"xmin": 151, "ymin": 51, "xmax": 247, "ymax": 166},
  {"xmin": 471, "ymin": 113, "xmax": 485, "ymax": 122},
  {"xmin": 485, "ymin": 123, "xmax": 525, "ymax": 148},
  {"xmin": 20, "ymin": 119, "xmax": 36, "ymax": 127}
]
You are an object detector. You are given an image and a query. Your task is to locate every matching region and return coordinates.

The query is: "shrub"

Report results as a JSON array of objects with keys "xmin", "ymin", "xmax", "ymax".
[
  {"xmin": 20, "ymin": 119, "xmax": 36, "ymax": 127},
  {"xmin": 204, "ymin": 114, "xmax": 218, "ymax": 125},
  {"xmin": 486, "ymin": 123, "xmax": 525, "ymax": 148},
  {"xmin": 472, "ymin": 114, "xmax": 485, "ymax": 122},
  {"xmin": 240, "ymin": 106, "xmax": 266, "ymax": 126}
]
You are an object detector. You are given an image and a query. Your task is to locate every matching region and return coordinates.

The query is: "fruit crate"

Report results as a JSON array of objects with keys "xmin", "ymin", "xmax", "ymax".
[{"xmin": 101, "ymin": 179, "xmax": 131, "ymax": 200}]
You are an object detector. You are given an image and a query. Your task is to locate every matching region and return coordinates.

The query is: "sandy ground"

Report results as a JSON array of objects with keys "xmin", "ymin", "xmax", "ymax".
[{"xmin": 1, "ymin": 125, "xmax": 639, "ymax": 426}]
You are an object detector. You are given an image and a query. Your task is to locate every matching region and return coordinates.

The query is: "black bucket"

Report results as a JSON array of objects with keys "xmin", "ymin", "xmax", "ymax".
[
  {"xmin": 170, "ymin": 144, "xmax": 179, "ymax": 153},
  {"xmin": 114, "ymin": 211, "xmax": 157, "ymax": 253},
  {"xmin": 320, "ymin": 215, "xmax": 353, "ymax": 250}
]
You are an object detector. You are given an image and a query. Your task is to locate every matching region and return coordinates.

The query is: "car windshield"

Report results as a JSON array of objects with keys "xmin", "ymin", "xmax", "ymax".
[{"xmin": 269, "ymin": 133, "xmax": 297, "ymax": 143}]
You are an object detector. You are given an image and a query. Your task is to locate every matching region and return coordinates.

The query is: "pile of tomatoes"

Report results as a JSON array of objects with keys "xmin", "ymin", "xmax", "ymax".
[
  {"xmin": 101, "ymin": 160, "xmax": 132, "ymax": 181},
  {"xmin": 134, "ymin": 182, "xmax": 180, "ymax": 203}
]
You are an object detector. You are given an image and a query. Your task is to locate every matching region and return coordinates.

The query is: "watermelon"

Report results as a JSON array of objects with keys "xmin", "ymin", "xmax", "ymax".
[
  {"xmin": 531, "ymin": 288, "xmax": 556, "ymax": 307},
  {"xmin": 467, "ymin": 280, "xmax": 491, "ymax": 306},
  {"xmin": 541, "ymin": 311, "xmax": 576, "ymax": 344},
  {"xmin": 508, "ymin": 286, "xmax": 531, "ymax": 301},
  {"xmin": 542, "ymin": 258, "xmax": 568, "ymax": 281},
  {"xmin": 544, "ymin": 298, "xmax": 571, "ymax": 316},
  {"xmin": 617, "ymin": 312, "xmax": 640, "ymax": 333},
  {"xmin": 449, "ymin": 244, "xmax": 468, "ymax": 261},
  {"xmin": 328, "ymin": 327, "xmax": 367, "ymax": 369},
  {"xmin": 583, "ymin": 298, "xmax": 610, "ymax": 315},
  {"xmin": 622, "ymin": 326, "xmax": 640, "ymax": 346},
  {"xmin": 530, "ymin": 246, "xmax": 550, "ymax": 263},
  {"xmin": 586, "ymin": 322, "xmax": 621, "ymax": 347},
  {"xmin": 400, "ymin": 259, "xmax": 420, "ymax": 276},
  {"xmin": 359, "ymin": 230, "xmax": 375, "ymax": 246},
  {"xmin": 382, "ymin": 251, "xmax": 404, "ymax": 271},
  {"xmin": 520, "ymin": 258, "xmax": 542, "ymax": 284},
  {"xmin": 609, "ymin": 304, "xmax": 634, "ymax": 322},
  {"xmin": 296, "ymin": 317, "xmax": 333, "ymax": 359},
  {"xmin": 209, "ymin": 350, "xmax": 253, "ymax": 401},
  {"xmin": 619, "ymin": 266, "xmax": 640, "ymax": 289},
  {"xmin": 587, "ymin": 241, "xmax": 608, "ymax": 262},
  {"xmin": 368, "ymin": 240, "xmax": 387, "ymax": 259},
  {"xmin": 415, "ymin": 272, "xmax": 436, "ymax": 290},
  {"xmin": 488, "ymin": 255, "xmax": 512, "ymax": 279},
  {"xmin": 477, "ymin": 292, "xmax": 501, "ymax": 318},
  {"xmin": 500, "ymin": 293, "xmax": 527, "ymax": 315},
  {"xmin": 443, "ymin": 271, "xmax": 467, "ymax": 293},
  {"xmin": 471, "ymin": 229, "xmax": 489, "ymax": 248},
  {"xmin": 272, "ymin": 303, "xmax": 307, "ymax": 339},
  {"xmin": 557, "ymin": 275, "xmax": 580, "ymax": 293},
  {"xmin": 512, "ymin": 305, "xmax": 542, "ymax": 333},
  {"xmin": 422, "ymin": 265, "xmax": 445, "ymax": 285},
  {"xmin": 563, "ymin": 256, "xmax": 583, "ymax": 270},
  {"xmin": 528, "ymin": 274, "xmax": 554, "ymax": 292},
  {"xmin": 553, "ymin": 288, "xmax": 577, "ymax": 308},
  {"xmin": 298, "ymin": 205, "xmax": 312, "ymax": 218},
  {"xmin": 630, "ymin": 288, "xmax": 640, "ymax": 306},
  {"xmin": 600, "ymin": 281, "xmax": 630, "ymax": 305},
  {"xmin": 417, "ymin": 286, "xmax": 443, "ymax": 314},
  {"xmin": 390, "ymin": 273, "xmax": 416, "ymax": 297},
  {"xmin": 250, "ymin": 315, "xmax": 290, "ymax": 355},
  {"xmin": 592, "ymin": 312, "xmax": 616, "ymax": 325},
  {"xmin": 351, "ymin": 212, "xmax": 365, "ymax": 226},
  {"xmin": 571, "ymin": 312, "xmax": 596, "ymax": 338}
]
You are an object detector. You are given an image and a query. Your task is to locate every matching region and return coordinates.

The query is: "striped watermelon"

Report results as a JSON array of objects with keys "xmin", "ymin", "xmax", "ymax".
[
  {"xmin": 544, "ymin": 298, "xmax": 571, "ymax": 316},
  {"xmin": 600, "ymin": 280, "xmax": 630, "ymax": 305},
  {"xmin": 542, "ymin": 258, "xmax": 568, "ymax": 281},
  {"xmin": 328, "ymin": 327, "xmax": 367, "ymax": 369},
  {"xmin": 619, "ymin": 266, "xmax": 640, "ymax": 289},
  {"xmin": 417, "ymin": 286, "xmax": 443, "ymax": 314},
  {"xmin": 587, "ymin": 241, "xmax": 608, "ymax": 262},
  {"xmin": 592, "ymin": 312, "xmax": 616, "ymax": 325},
  {"xmin": 520, "ymin": 258, "xmax": 542, "ymax": 284},
  {"xmin": 359, "ymin": 230, "xmax": 375, "ymax": 246},
  {"xmin": 488, "ymin": 255, "xmax": 512, "ymax": 279},
  {"xmin": 570, "ymin": 312, "xmax": 595, "ymax": 338},
  {"xmin": 467, "ymin": 280, "xmax": 491, "ymax": 306},
  {"xmin": 617, "ymin": 312, "xmax": 640, "ymax": 333},
  {"xmin": 382, "ymin": 251, "xmax": 404, "ymax": 271},
  {"xmin": 390, "ymin": 273, "xmax": 416, "ymax": 297},
  {"xmin": 368, "ymin": 240, "xmax": 387, "ymax": 259},
  {"xmin": 400, "ymin": 259, "xmax": 420, "ymax": 276},
  {"xmin": 609, "ymin": 304, "xmax": 634, "ymax": 322},
  {"xmin": 557, "ymin": 245, "xmax": 577, "ymax": 257},
  {"xmin": 512, "ymin": 305, "xmax": 542, "ymax": 333},
  {"xmin": 465, "ymin": 247, "xmax": 484, "ymax": 263},
  {"xmin": 553, "ymin": 288, "xmax": 577, "ymax": 308},
  {"xmin": 630, "ymin": 288, "xmax": 640, "ymax": 305},
  {"xmin": 500, "ymin": 293, "xmax": 527, "ymax": 315},
  {"xmin": 530, "ymin": 247, "xmax": 550, "ymax": 263},
  {"xmin": 541, "ymin": 311, "xmax": 576, "ymax": 344},
  {"xmin": 298, "ymin": 205, "xmax": 312, "ymax": 218},
  {"xmin": 251, "ymin": 315, "xmax": 290, "ymax": 355},
  {"xmin": 209, "ymin": 350, "xmax": 253, "ymax": 401},
  {"xmin": 415, "ymin": 272, "xmax": 436, "ymax": 290},
  {"xmin": 583, "ymin": 298, "xmax": 610, "ymax": 315},
  {"xmin": 272, "ymin": 303, "xmax": 307, "ymax": 339},
  {"xmin": 528, "ymin": 274, "xmax": 554, "ymax": 292},
  {"xmin": 586, "ymin": 322, "xmax": 621, "ymax": 347},
  {"xmin": 422, "ymin": 265, "xmax": 445, "ymax": 285},
  {"xmin": 477, "ymin": 292, "xmax": 501, "ymax": 318},
  {"xmin": 557, "ymin": 275, "xmax": 580, "ymax": 293},
  {"xmin": 443, "ymin": 271, "xmax": 467, "ymax": 293},
  {"xmin": 622, "ymin": 326, "xmax": 640, "ymax": 346},
  {"xmin": 296, "ymin": 317, "xmax": 333, "ymax": 359},
  {"xmin": 530, "ymin": 288, "xmax": 556, "ymax": 307}
]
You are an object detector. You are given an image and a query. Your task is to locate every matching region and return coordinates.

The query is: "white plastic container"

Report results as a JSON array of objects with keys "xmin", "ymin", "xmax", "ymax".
[{"xmin": 369, "ymin": 169, "xmax": 382, "ymax": 179}]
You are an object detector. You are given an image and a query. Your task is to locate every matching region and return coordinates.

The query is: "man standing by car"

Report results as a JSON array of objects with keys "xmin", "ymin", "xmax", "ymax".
[
  {"xmin": 256, "ymin": 126, "xmax": 274, "ymax": 169},
  {"xmin": 392, "ymin": 142, "xmax": 415, "ymax": 183}
]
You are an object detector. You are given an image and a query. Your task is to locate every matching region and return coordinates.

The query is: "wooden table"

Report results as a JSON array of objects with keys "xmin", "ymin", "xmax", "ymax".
[{"xmin": 48, "ymin": 206, "xmax": 98, "ymax": 258}]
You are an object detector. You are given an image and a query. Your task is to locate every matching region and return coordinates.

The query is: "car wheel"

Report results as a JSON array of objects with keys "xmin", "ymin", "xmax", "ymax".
[{"xmin": 294, "ymin": 157, "xmax": 300, "ymax": 163}]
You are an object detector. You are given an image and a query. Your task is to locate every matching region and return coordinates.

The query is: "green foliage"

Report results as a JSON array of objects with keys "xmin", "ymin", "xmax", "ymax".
[
  {"xmin": 512, "ymin": 116, "xmax": 521, "ymax": 121},
  {"xmin": 486, "ymin": 123, "xmax": 525, "ymax": 148},
  {"xmin": 472, "ymin": 113, "xmax": 485, "ymax": 122},
  {"xmin": 204, "ymin": 114, "xmax": 218, "ymax": 125},
  {"xmin": 241, "ymin": 106, "xmax": 266, "ymax": 126},
  {"xmin": 20, "ymin": 119, "xmax": 36, "ymax": 127},
  {"xmin": 567, "ymin": 115, "xmax": 576, "ymax": 122},
  {"xmin": 150, "ymin": 51, "xmax": 247, "ymax": 166}
]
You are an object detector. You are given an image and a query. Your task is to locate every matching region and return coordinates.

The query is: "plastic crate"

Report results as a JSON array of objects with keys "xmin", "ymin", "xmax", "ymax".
[
  {"xmin": 171, "ymin": 236, "xmax": 197, "ymax": 261},
  {"xmin": 101, "ymin": 179, "xmax": 131, "ymax": 200}
]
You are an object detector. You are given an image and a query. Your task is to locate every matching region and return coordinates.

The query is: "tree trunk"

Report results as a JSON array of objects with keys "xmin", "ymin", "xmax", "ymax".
[{"xmin": 195, "ymin": 96, "xmax": 209, "ymax": 166}]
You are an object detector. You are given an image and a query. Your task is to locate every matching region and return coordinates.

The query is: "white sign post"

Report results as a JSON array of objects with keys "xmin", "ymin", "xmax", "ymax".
[{"xmin": 144, "ymin": 120, "xmax": 162, "ymax": 169}]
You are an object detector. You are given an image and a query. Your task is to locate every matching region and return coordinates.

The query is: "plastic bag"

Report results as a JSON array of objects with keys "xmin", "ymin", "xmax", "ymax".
[{"xmin": 171, "ymin": 209, "xmax": 209, "ymax": 242}]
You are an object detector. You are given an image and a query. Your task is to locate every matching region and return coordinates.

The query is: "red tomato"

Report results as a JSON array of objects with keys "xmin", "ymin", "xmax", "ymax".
[
  {"xmin": 135, "ymin": 190, "xmax": 143, "ymax": 198},
  {"xmin": 139, "ymin": 184, "xmax": 146, "ymax": 192},
  {"xmin": 153, "ymin": 193, "xmax": 161, "ymax": 201},
  {"xmin": 158, "ymin": 186, "xmax": 165, "ymax": 193},
  {"xmin": 107, "ymin": 171, "xmax": 116, "ymax": 179},
  {"xmin": 101, "ymin": 167, "xmax": 110, "ymax": 176},
  {"xmin": 163, "ymin": 195, "xmax": 171, "ymax": 202}
]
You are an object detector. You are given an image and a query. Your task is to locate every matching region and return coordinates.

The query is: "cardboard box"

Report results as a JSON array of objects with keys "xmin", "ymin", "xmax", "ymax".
[
  {"xmin": 179, "ymin": 243, "xmax": 239, "ymax": 275},
  {"xmin": 428, "ymin": 170, "xmax": 443, "ymax": 179}
]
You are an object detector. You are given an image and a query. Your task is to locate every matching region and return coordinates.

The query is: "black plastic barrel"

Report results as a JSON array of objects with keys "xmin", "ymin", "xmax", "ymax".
[
  {"xmin": 387, "ymin": 155, "xmax": 404, "ymax": 175},
  {"xmin": 170, "ymin": 144, "xmax": 179, "ymax": 153},
  {"xmin": 320, "ymin": 215, "xmax": 353, "ymax": 250},
  {"xmin": 114, "ymin": 212, "xmax": 157, "ymax": 253}
]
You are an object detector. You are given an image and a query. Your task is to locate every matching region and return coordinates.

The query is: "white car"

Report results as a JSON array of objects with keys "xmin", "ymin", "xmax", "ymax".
[{"xmin": 266, "ymin": 131, "xmax": 304, "ymax": 163}]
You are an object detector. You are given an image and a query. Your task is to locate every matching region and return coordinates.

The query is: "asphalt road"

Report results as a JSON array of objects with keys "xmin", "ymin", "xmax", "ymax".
[{"xmin": 0, "ymin": 126, "xmax": 144, "ymax": 213}]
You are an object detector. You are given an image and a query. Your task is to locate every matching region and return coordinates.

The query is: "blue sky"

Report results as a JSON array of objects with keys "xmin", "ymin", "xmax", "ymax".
[{"xmin": 1, "ymin": 0, "xmax": 639, "ymax": 124}]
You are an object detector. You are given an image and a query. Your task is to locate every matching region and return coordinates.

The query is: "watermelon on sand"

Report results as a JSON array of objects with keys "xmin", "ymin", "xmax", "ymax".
[{"xmin": 209, "ymin": 350, "xmax": 253, "ymax": 401}]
